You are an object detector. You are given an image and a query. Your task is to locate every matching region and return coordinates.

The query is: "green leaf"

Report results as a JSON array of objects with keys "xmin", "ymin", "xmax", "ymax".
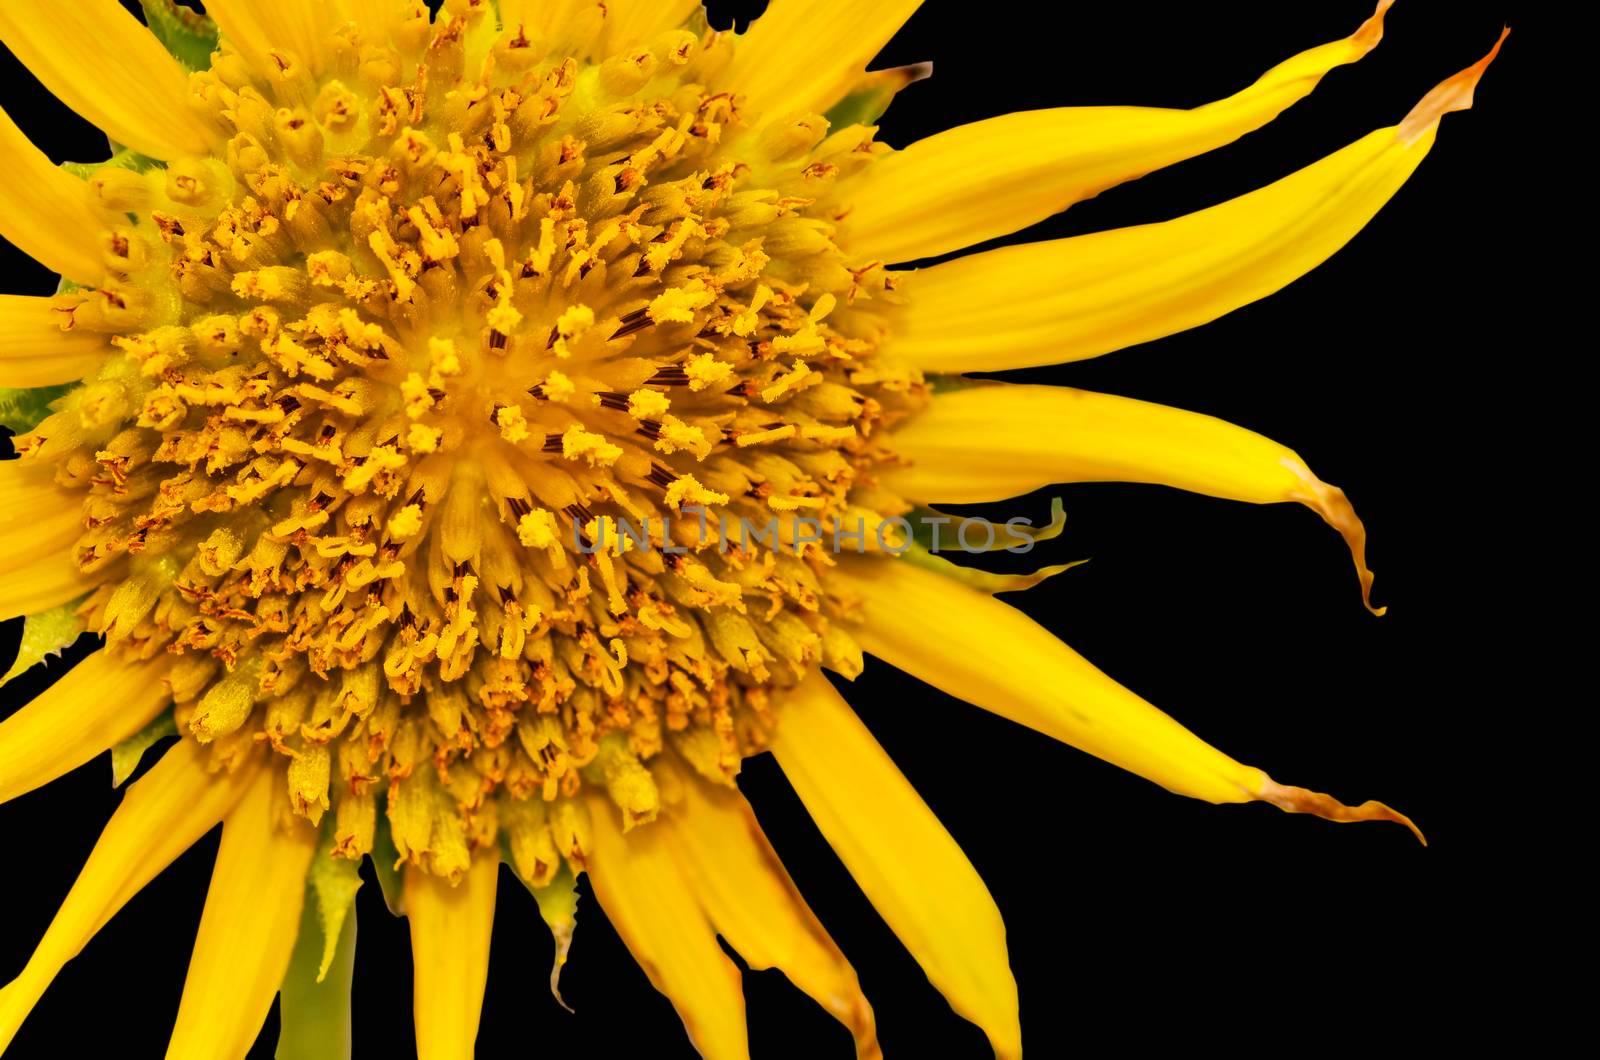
[
  {"xmin": 110, "ymin": 709, "xmax": 177, "ymax": 787},
  {"xmin": 823, "ymin": 62, "xmax": 933, "ymax": 130},
  {"xmin": 139, "ymin": 0, "xmax": 219, "ymax": 71},
  {"xmin": 0, "ymin": 601, "xmax": 87, "ymax": 687},
  {"xmin": 277, "ymin": 852, "xmax": 358, "ymax": 1060},
  {"xmin": 0, "ymin": 385, "xmax": 71, "ymax": 433}
]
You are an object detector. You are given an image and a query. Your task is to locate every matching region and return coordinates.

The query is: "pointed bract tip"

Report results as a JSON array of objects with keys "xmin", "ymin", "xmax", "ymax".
[
  {"xmin": 1352, "ymin": 0, "xmax": 1396, "ymax": 55},
  {"xmin": 1398, "ymin": 26, "xmax": 1510, "ymax": 144},
  {"xmin": 1259, "ymin": 778, "xmax": 1427, "ymax": 845},
  {"xmin": 890, "ymin": 60, "xmax": 935, "ymax": 88}
]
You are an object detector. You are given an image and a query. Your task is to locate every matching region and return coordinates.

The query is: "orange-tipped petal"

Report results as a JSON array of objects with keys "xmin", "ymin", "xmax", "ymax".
[
  {"xmin": 1399, "ymin": 28, "xmax": 1509, "ymax": 144},
  {"xmin": 665, "ymin": 776, "xmax": 879, "ymax": 1058},
  {"xmin": 1259, "ymin": 779, "xmax": 1425, "ymax": 845},
  {"xmin": 841, "ymin": 557, "xmax": 1419, "ymax": 836},
  {"xmin": 884, "ymin": 385, "xmax": 1386, "ymax": 613}
]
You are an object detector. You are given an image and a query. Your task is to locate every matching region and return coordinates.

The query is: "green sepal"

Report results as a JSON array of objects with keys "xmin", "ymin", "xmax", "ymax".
[
  {"xmin": 907, "ymin": 496, "xmax": 1067, "ymax": 555},
  {"xmin": 110, "ymin": 708, "xmax": 177, "ymax": 787},
  {"xmin": 0, "ymin": 601, "xmax": 87, "ymax": 687},
  {"xmin": 139, "ymin": 0, "xmax": 220, "ymax": 71},
  {"xmin": 369, "ymin": 808, "xmax": 405, "ymax": 915},
  {"xmin": 0, "ymin": 385, "xmax": 72, "ymax": 433},
  {"xmin": 277, "ymin": 842, "xmax": 359, "ymax": 1060},
  {"xmin": 926, "ymin": 374, "xmax": 993, "ymax": 395},
  {"xmin": 903, "ymin": 540, "xmax": 1086, "ymax": 595},
  {"xmin": 307, "ymin": 852, "xmax": 364, "ymax": 981},
  {"xmin": 823, "ymin": 62, "xmax": 933, "ymax": 130},
  {"xmin": 60, "ymin": 149, "xmax": 158, "ymax": 182},
  {"xmin": 511, "ymin": 864, "xmax": 579, "ymax": 1011}
]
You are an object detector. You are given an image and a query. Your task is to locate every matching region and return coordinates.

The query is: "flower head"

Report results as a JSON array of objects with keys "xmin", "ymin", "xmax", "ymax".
[{"xmin": 0, "ymin": 1, "xmax": 1500, "ymax": 1056}]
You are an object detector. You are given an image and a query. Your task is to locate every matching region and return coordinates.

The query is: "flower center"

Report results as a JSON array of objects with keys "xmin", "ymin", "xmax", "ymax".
[{"xmin": 17, "ymin": 1, "xmax": 924, "ymax": 880}]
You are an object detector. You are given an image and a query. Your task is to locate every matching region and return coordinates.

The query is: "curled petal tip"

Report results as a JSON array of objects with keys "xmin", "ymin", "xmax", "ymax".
[
  {"xmin": 1398, "ymin": 26, "xmax": 1509, "ymax": 144},
  {"xmin": 1351, "ymin": 0, "xmax": 1395, "ymax": 55},
  {"xmin": 1259, "ymin": 779, "xmax": 1426, "ymax": 845},
  {"xmin": 1282, "ymin": 459, "xmax": 1383, "ymax": 616}
]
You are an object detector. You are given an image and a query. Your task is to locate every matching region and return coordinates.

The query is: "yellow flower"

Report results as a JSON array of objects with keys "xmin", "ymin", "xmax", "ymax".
[{"xmin": 0, "ymin": 0, "xmax": 1501, "ymax": 1056}]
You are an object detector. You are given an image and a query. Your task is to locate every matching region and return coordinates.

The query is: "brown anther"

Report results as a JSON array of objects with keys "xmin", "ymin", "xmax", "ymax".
[
  {"xmin": 647, "ymin": 366, "xmax": 688, "ymax": 386},
  {"xmin": 611, "ymin": 312, "xmax": 654, "ymax": 340}
]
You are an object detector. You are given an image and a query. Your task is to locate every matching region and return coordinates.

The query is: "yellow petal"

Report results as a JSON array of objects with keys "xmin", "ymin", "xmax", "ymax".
[
  {"xmin": 341, "ymin": 0, "xmax": 412, "ymax": 40},
  {"xmin": 1398, "ymin": 27, "xmax": 1508, "ymax": 145},
  {"xmin": 0, "ymin": 104, "xmax": 105, "ymax": 284},
  {"xmin": 0, "ymin": 743, "xmax": 257, "ymax": 1052},
  {"xmin": 406, "ymin": 855, "xmax": 499, "ymax": 1060},
  {"xmin": 840, "ymin": 558, "xmax": 1422, "ymax": 842},
  {"xmin": 841, "ymin": 2, "xmax": 1393, "ymax": 263},
  {"xmin": 598, "ymin": 0, "xmax": 702, "ymax": 54},
  {"xmin": 883, "ymin": 384, "xmax": 1383, "ymax": 613},
  {"xmin": 888, "ymin": 36, "xmax": 1503, "ymax": 367},
  {"xmin": 0, "ymin": 0, "xmax": 217, "ymax": 161},
  {"xmin": 1, "ymin": 550, "xmax": 100, "ymax": 623},
  {"xmin": 0, "ymin": 295, "xmax": 108, "ymax": 387},
  {"xmin": 586, "ymin": 797, "xmax": 750, "ymax": 1060},
  {"xmin": 665, "ymin": 778, "xmax": 878, "ymax": 1058},
  {"xmin": 719, "ymin": 0, "xmax": 925, "ymax": 121},
  {"xmin": 0, "ymin": 652, "xmax": 170, "ymax": 806},
  {"xmin": 0, "ymin": 461, "xmax": 83, "ymax": 577},
  {"xmin": 499, "ymin": 0, "xmax": 606, "ymax": 54},
  {"xmin": 167, "ymin": 768, "xmax": 318, "ymax": 1059},
  {"xmin": 206, "ymin": 0, "xmax": 341, "ymax": 75},
  {"xmin": 769, "ymin": 673, "xmax": 1019, "ymax": 1060}
]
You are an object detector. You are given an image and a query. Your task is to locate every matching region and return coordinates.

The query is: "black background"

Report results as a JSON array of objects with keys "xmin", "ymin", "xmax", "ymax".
[{"xmin": 1, "ymin": 1, "xmax": 1549, "ymax": 1056}]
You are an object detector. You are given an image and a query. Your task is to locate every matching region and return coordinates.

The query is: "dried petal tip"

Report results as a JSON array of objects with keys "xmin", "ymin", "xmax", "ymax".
[
  {"xmin": 1282, "ymin": 458, "xmax": 1384, "ymax": 616},
  {"xmin": 1350, "ymin": 0, "xmax": 1395, "ymax": 55},
  {"xmin": 1259, "ymin": 779, "xmax": 1426, "ymax": 845},
  {"xmin": 1398, "ymin": 27, "xmax": 1509, "ymax": 144}
]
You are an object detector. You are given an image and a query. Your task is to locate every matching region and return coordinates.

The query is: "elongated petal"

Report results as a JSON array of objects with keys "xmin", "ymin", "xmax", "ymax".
[
  {"xmin": 883, "ymin": 384, "xmax": 1382, "ymax": 612},
  {"xmin": 841, "ymin": 558, "xmax": 1421, "ymax": 839},
  {"xmin": 498, "ymin": 0, "xmax": 605, "ymax": 53},
  {"xmin": 0, "ymin": 461, "xmax": 83, "ymax": 575},
  {"xmin": 586, "ymin": 798, "xmax": 750, "ymax": 1060},
  {"xmin": 0, "ymin": 652, "xmax": 169, "ymax": 806},
  {"xmin": 769, "ymin": 674, "xmax": 1019, "ymax": 1059},
  {"xmin": 206, "ymin": 0, "xmax": 340, "ymax": 74},
  {"xmin": 0, "ymin": 296, "xmax": 108, "ymax": 387},
  {"xmin": 666, "ymin": 778, "xmax": 878, "ymax": 1058},
  {"xmin": 842, "ymin": 2, "xmax": 1392, "ymax": 263},
  {"xmin": 167, "ymin": 768, "xmax": 318, "ymax": 1059},
  {"xmin": 0, "ymin": 743, "xmax": 257, "ymax": 1052},
  {"xmin": 0, "ymin": 105, "xmax": 105, "ymax": 284},
  {"xmin": 720, "ymin": 0, "xmax": 925, "ymax": 120},
  {"xmin": 0, "ymin": 0, "xmax": 217, "ymax": 161},
  {"xmin": 341, "ymin": 0, "xmax": 412, "ymax": 40},
  {"xmin": 0, "ymin": 551, "xmax": 100, "ymax": 623},
  {"xmin": 599, "ymin": 0, "xmax": 702, "ymax": 54},
  {"xmin": 888, "ymin": 38, "xmax": 1503, "ymax": 368},
  {"xmin": 406, "ymin": 855, "xmax": 499, "ymax": 1060}
]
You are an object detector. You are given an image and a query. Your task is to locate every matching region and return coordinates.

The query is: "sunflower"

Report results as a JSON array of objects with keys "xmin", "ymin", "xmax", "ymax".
[{"xmin": 0, "ymin": 0, "xmax": 1500, "ymax": 1056}]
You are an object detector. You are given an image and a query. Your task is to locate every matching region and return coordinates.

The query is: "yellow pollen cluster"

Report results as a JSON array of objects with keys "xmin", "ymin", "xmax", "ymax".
[{"xmin": 15, "ymin": 0, "xmax": 925, "ymax": 882}]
